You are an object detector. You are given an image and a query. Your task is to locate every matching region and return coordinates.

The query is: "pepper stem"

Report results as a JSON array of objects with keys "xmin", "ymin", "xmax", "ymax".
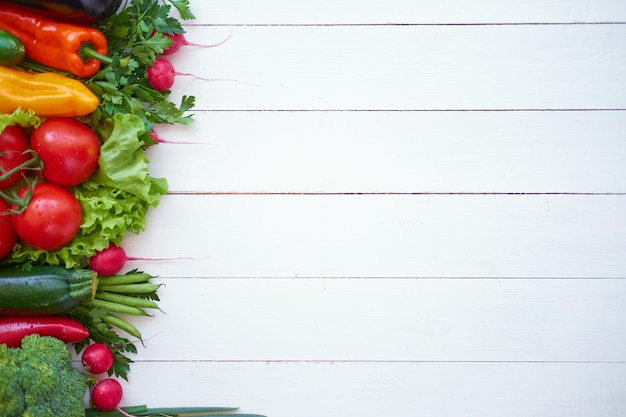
[{"xmin": 80, "ymin": 43, "xmax": 113, "ymax": 65}]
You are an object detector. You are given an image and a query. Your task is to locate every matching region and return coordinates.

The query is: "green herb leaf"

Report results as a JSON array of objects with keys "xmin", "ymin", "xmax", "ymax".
[
  {"xmin": 167, "ymin": 0, "xmax": 196, "ymax": 20},
  {"xmin": 88, "ymin": 0, "xmax": 196, "ymax": 136}
]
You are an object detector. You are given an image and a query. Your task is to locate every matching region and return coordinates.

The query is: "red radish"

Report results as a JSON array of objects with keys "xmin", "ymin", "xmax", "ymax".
[
  {"xmin": 146, "ymin": 58, "xmax": 176, "ymax": 91},
  {"xmin": 146, "ymin": 58, "xmax": 212, "ymax": 91},
  {"xmin": 89, "ymin": 244, "xmax": 206, "ymax": 276},
  {"xmin": 82, "ymin": 342, "xmax": 115, "ymax": 374},
  {"xmin": 91, "ymin": 378, "xmax": 123, "ymax": 411},
  {"xmin": 146, "ymin": 59, "xmax": 176, "ymax": 91},
  {"xmin": 146, "ymin": 58, "xmax": 253, "ymax": 92},
  {"xmin": 161, "ymin": 29, "xmax": 232, "ymax": 56}
]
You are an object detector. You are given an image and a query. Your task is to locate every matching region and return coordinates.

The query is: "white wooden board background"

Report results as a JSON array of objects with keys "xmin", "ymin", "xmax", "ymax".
[{"xmin": 113, "ymin": 1, "xmax": 626, "ymax": 416}]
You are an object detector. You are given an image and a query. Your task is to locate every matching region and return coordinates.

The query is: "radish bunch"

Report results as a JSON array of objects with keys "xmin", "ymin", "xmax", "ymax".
[
  {"xmin": 146, "ymin": 29, "xmax": 232, "ymax": 92},
  {"xmin": 82, "ymin": 343, "xmax": 128, "ymax": 413}
]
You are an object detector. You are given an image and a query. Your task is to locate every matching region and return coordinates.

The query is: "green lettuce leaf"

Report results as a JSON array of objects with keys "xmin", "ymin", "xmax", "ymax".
[
  {"xmin": 91, "ymin": 113, "xmax": 168, "ymax": 207},
  {"xmin": 0, "ymin": 108, "xmax": 43, "ymax": 134}
]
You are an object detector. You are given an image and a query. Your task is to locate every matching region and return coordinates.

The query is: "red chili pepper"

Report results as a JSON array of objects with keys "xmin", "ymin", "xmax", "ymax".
[
  {"xmin": 0, "ymin": 316, "xmax": 89, "ymax": 347},
  {"xmin": 0, "ymin": 3, "xmax": 109, "ymax": 78}
]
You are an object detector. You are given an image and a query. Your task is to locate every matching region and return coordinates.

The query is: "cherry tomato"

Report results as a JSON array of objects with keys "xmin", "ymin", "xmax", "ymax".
[
  {"xmin": 0, "ymin": 125, "xmax": 30, "ymax": 189},
  {"xmin": 30, "ymin": 117, "xmax": 100, "ymax": 187},
  {"xmin": 0, "ymin": 199, "xmax": 16, "ymax": 259},
  {"xmin": 11, "ymin": 183, "xmax": 82, "ymax": 251}
]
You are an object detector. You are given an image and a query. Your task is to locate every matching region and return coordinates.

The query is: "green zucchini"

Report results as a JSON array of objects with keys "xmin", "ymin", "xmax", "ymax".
[
  {"xmin": 0, "ymin": 266, "xmax": 97, "ymax": 315},
  {"xmin": 0, "ymin": 29, "xmax": 26, "ymax": 66}
]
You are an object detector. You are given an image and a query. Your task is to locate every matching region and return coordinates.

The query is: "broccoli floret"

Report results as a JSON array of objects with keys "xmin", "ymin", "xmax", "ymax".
[
  {"xmin": 0, "ymin": 344, "xmax": 25, "ymax": 417},
  {"xmin": 1, "ymin": 334, "xmax": 87, "ymax": 417},
  {"xmin": 20, "ymin": 331, "xmax": 74, "ymax": 365}
]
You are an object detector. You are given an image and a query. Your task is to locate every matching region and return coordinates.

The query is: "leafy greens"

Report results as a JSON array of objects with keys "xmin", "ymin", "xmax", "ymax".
[{"xmin": 88, "ymin": 0, "xmax": 196, "ymax": 136}]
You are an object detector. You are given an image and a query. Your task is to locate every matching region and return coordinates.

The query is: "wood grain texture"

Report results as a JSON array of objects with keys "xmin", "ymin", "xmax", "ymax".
[
  {"xmin": 116, "ymin": 362, "xmax": 626, "ymax": 417},
  {"xmin": 112, "ymin": 1, "xmax": 626, "ymax": 416},
  {"xmin": 149, "ymin": 111, "xmax": 626, "ymax": 193},
  {"xmin": 187, "ymin": 0, "xmax": 626, "ymax": 24},
  {"xmin": 118, "ymin": 362, "xmax": 626, "ymax": 417},
  {"xmin": 126, "ymin": 278, "xmax": 626, "ymax": 362},
  {"xmin": 121, "ymin": 194, "xmax": 626, "ymax": 278},
  {"xmin": 166, "ymin": 24, "xmax": 626, "ymax": 110}
]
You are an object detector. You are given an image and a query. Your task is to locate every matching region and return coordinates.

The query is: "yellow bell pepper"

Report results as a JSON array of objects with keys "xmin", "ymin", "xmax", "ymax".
[{"xmin": 0, "ymin": 66, "xmax": 98, "ymax": 117}]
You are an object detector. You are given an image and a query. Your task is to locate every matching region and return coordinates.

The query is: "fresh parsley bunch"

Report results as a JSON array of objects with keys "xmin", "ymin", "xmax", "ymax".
[{"xmin": 88, "ymin": 0, "xmax": 196, "ymax": 138}]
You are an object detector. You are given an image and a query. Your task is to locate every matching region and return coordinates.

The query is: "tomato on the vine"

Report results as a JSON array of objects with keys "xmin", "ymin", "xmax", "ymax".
[
  {"xmin": 0, "ymin": 125, "xmax": 31, "ymax": 189},
  {"xmin": 11, "ymin": 183, "xmax": 82, "ymax": 251},
  {"xmin": 30, "ymin": 117, "xmax": 100, "ymax": 187},
  {"xmin": 0, "ymin": 199, "xmax": 16, "ymax": 259}
]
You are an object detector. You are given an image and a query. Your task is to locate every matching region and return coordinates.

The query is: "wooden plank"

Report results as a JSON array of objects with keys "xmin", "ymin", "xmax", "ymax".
[
  {"xmin": 118, "ymin": 361, "xmax": 626, "ymax": 417},
  {"xmin": 165, "ymin": 24, "xmax": 626, "ymax": 110},
  {"xmin": 120, "ymin": 194, "xmax": 626, "ymax": 278},
  {"xmin": 148, "ymin": 110, "xmax": 626, "ymax": 193},
  {"xmin": 186, "ymin": 1, "xmax": 626, "ymax": 25},
  {"xmin": 127, "ymin": 278, "xmax": 626, "ymax": 362}
]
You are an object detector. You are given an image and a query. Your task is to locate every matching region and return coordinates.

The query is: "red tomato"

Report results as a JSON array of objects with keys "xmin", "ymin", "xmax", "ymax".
[
  {"xmin": 30, "ymin": 117, "xmax": 100, "ymax": 187},
  {"xmin": 0, "ymin": 199, "xmax": 16, "ymax": 259},
  {"xmin": 11, "ymin": 183, "xmax": 82, "ymax": 251},
  {"xmin": 0, "ymin": 125, "xmax": 30, "ymax": 189}
]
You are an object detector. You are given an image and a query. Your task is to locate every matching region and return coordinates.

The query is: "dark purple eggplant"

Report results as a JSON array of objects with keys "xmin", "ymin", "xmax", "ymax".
[{"xmin": 0, "ymin": 0, "xmax": 127, "ymax": 23}]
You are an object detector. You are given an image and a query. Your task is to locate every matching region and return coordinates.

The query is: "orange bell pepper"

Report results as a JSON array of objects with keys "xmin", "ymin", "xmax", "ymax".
[
  {"xmin": 0, "ymin": 66, "xmax": 99, "ymax": 117},
  {"xmin": 0, "ymin": 3, "xmax": 108, "ymax": 78}
]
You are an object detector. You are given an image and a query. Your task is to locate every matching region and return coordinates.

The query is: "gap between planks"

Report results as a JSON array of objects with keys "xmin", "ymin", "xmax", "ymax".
[
  {"xmin": 192, "ymin": 108, "xmax": 626, "ymax": 112},
  {"xmin": 166, "ymin": 191, "xmax": 626, "ymax": 195},
  {"xmin": 154, "ymin": 276, "xmax": 626, "ymax": 280},
  {"xmin": 122, "ymin": 359, "xmax": 626, "ymax": 364},
  {"xmin": 185, "ymin": 22, "xmax": 626, "ymax": 27}
]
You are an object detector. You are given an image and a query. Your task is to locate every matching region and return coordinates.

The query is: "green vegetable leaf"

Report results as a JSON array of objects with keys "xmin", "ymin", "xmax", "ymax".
[
  {"xmin": 0, "ymin": 108, "xmax": 43, "ymax": 134},
  {"xmin": 87, "ymin": 0, "xmax": 196, "ymax": 137},
  {"xmin": 92, "ymin": 113, "xmax": 168, "ymax": 206},
  {"xmin": 144, "ymin": 32, "xmax": 173, "ymax": 55},
  {"xmin": 179, "ymin": 95, "xmax": 196, "ymax": 113},
  {"xmin": 166, "ymin": 0, "xmax": 196, "ymax": 20}
]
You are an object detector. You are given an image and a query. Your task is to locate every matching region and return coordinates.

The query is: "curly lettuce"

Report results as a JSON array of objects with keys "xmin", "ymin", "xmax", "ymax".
[
  {"xmin": 0, "ymin": 108, "xmax": 43, "ymax": 134},
  {"xmin": 6, "ymin": 113, "xmax": 168, "ymax": 268}
]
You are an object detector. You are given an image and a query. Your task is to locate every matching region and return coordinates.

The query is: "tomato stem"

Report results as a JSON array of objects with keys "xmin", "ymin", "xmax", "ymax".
[
  {"xmin": 0, "ymin": 151, "xmax": 41, "ymax": 183},
  {"xmin": 0, "ymin": 177, "xmax": 37, "ymax": 214}
]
